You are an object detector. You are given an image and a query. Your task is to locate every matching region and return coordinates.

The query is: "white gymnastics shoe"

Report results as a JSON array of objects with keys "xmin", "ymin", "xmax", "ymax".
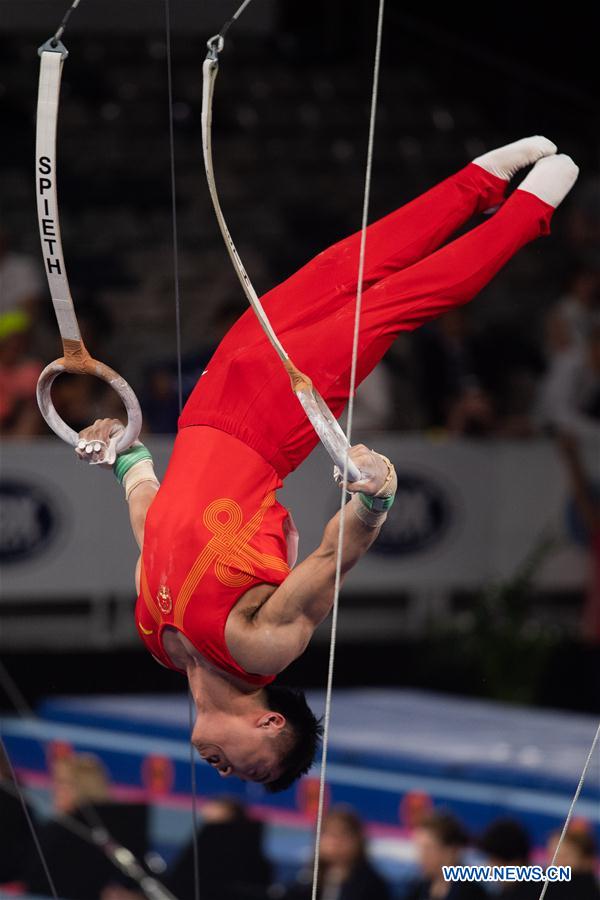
[
  {"xmin": 517, "ymin": 154, "xmax": 579, "ymax": 208},
  {"xmin": 473, "ymin": 135, "xmax": 557, "ymax": 181}
]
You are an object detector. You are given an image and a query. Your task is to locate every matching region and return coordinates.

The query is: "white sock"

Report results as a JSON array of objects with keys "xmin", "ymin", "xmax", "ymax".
[
  {"xmin": 516, "ymin": 154, "xmax": 579, "ymax": 208},
  {"xmin": 473, "ymin": 135, "xmax": 557, "ymax": 181}
]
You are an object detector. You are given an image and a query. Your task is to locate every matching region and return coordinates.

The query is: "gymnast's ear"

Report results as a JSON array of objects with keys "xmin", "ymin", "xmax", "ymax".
[{"xmin": 257, "ymin": 711, "xmax": 286, "ymax": 731}]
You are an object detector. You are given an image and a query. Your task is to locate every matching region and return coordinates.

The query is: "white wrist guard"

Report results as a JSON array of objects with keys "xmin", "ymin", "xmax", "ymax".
[{"xmin": 122, "ymin": 459, "xmax": 160, "ymax": 502}]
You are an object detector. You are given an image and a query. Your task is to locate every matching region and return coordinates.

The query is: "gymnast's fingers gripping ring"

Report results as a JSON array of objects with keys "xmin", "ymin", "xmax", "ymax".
[
  {"xmin": 83, "ymin": 440, "xmax": 106, "ymax": 453},
  {"xmin": 37, "ymin": 356, "xmax": 142, "ymax": 455}
]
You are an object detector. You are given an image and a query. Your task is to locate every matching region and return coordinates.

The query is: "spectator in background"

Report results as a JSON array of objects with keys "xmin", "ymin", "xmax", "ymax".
[
  {"xmin": 51, "ymin": 752, "xmax": 110, "ymax": 814},
  {"xmin": 445, "ymin": 382, "xmax": 496, "ymax": 438},
  {"xmin": 405, "ymin": 810, "xmax": 486, "ymax": 899},
  {"xmin": 414, "ymin": 307, "xmax": 544, "ymax": 438},
  {"xmin": 557, "ymin": 431, "xmax": 600, "ymax": 642},
  {"xmin": 414, "ymin": 310, "xmax": 496, "ymax": 437},
  {"xmin": 479, "ymin": 818, "xmax": 539, "ymax": 898},
  {"xmin": 351, "ymin": 361, "xmax": 396, "ymax": 434},
  {"xmin": 102, "ymin": 794, "xmax": 273, "ymax": 900},
  {"xmin": 0, "ymin": 226, "xmax": 57, "ymax": 365},
  {"xmin": 536, "ymin": 321, "xmax": 600, "ymax": 443},
  {"xmin": 0, "ymin": 744, "xmax": 37, "ymax": 888},
  {"xmin": 539, "ymin": 267, "xmax": 600, "ymax": 439},
  {"xmin": 286, "ymin": 805, "xmax": 391, "ymax": 900},
  {"xmin": 0, "ymin": 310, "xmax": 45, "ymax": 435},
  {"xmin": 25, "ymin": 752, "xmax": 139, "ymax": 900},
  {"xmin": 0, "ymin": 281, "xmax": 120, "ymax": 437},
  {"xmin": 0, "ymin": 227, "xmax": 44, "ymax": 319},
  {"xmin": 380, "ymin": 334, "xmax": 425, "ymax": 430},
  {"xmin": 544, "ymin": 268, "xmax": 600, "ymax": 356},
  {"xmin": 544, "ymin": 827, "xmax": 600, "ymax": 899},
  {"xmin": 164, "ymin": 794, "xmax": 272, "ymax": 900}
]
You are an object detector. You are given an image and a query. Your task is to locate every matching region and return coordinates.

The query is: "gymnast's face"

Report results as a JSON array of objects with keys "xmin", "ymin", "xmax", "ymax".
[{"xmin": 192, "ymin": 708, "xmax": 286, "ymax": 784}]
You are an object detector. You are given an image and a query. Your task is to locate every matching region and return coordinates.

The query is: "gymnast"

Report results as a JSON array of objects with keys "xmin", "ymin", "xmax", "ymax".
[{"xmin": 77, "ymin": 138, "xmax": 578, "ymax": 791}]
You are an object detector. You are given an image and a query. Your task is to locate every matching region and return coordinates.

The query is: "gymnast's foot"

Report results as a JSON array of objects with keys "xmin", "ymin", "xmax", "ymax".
[
  {"xmin": 472, "ymin": 135, "xmax": 557, "ymax": 181},
  {"xmin": 516, "ymin": 153, "xmax": 579, "ymax": 208}
]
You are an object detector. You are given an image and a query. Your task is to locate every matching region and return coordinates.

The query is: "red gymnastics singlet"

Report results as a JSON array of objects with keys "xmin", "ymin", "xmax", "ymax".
[{"xmin": 135, "ymin": 425, "xmax": 299, "ymax": 686}]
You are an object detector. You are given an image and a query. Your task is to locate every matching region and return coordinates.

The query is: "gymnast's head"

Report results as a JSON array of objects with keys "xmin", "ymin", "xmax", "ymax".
[{"xmin": 192, "ymin": 684, "xmax": 323, "ymax": 792}]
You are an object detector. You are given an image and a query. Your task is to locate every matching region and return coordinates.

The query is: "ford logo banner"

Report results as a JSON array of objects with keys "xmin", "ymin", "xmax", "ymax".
[
  {"xmin": 0, "ymin": 479, "xmax": 60, "ymax": 564},
  {"xmin": 372, "ymin": 471, "xmax": 453, "ymax": 556}
]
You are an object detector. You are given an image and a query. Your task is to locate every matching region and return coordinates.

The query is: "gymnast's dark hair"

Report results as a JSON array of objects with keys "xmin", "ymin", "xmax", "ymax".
[{"xmin": 263, "ymin": 684, "xmax": 323, "ymax": 794}]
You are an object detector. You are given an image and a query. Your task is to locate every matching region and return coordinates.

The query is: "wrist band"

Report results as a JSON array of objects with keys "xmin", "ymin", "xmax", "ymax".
[
  {"xmin": 113, "ymin": 444, "xmax": 153, "ymax": 484},
  {"xmin": 350, "ymin": 493, "xmax": 389, "ymax": 528},
  {"xmin": 359, "ymin": 491, "xmax": 396, "ymax": 512}
]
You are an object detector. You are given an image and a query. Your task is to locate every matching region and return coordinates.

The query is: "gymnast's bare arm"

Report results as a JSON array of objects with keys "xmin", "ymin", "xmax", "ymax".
[
  {"xmin": 130, "ymin": 481, "xmax": 159, "ymax": 591},
  {"xmin": 77, "ymin": 418, "xmax": 158, "ymax": 593},
  {"xmin": 226, "ymin": 445, "xmax": 391, "ymax": 675}
]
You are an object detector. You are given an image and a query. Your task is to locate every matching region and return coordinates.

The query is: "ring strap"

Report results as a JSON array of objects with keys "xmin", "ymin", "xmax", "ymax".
[
  {"xmin": 36, "ymin": 43, "xmax": 81, "ymax": 347},
  {"xmin": 35, "ymin": 41, "xmax": 143, "ymax": 453}
]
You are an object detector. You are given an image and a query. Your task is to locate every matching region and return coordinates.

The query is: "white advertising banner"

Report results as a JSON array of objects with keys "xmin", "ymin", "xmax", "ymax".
[{"xmin": 0, "ymin": 436, "xmax": 592, "ymax": 600}]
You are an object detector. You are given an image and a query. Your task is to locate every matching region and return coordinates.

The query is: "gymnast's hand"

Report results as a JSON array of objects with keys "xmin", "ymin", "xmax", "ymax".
[
  {"xmin": 335, "ymin": 444, "xmax": 397, "ymax": 497},
  {"xmin": 75, "ymin": 417, "xmax": 125, "ymax": 467}
]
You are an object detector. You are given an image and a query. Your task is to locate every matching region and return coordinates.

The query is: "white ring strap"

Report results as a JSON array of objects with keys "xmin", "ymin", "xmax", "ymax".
[{"xmin": 35, "ymin": 41, "xmax": 142, "ymax": 453}]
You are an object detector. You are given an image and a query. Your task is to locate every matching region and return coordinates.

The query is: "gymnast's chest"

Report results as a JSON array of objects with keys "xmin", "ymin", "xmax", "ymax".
[{"xmin": 141, "ymin": 478, "xmax": 293, "ymax": 601}]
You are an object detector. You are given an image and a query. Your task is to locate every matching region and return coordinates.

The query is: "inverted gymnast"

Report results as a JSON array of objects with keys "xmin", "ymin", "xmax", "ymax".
[{"xmin": 78, "ymin": 138, "xmax": 578, "ymax": 792}]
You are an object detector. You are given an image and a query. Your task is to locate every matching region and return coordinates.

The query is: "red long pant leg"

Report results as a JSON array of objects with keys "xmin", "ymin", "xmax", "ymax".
[
  {"xmin": 179, "ymin": 187, "xmax": 550, "ymax": 479},
  {"xmin": 268, "ymin": 188, "xmax": 555, "ymax": 474},
  {"xmin": 243, "ymin": 162, "xmax": 508, "ymax": 336},
  {"xmin": 181, "ymin": 163, "xmax": 507, "ymax": 431}
]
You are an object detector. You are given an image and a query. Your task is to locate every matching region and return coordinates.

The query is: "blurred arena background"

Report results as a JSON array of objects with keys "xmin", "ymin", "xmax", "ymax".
[{"xmin": 1, "ymin": 1, "xmax": 599, "ymax": 897}]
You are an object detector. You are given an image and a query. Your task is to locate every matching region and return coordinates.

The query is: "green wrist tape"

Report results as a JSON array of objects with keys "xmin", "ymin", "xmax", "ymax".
[
  {"xmin": 358, "ymin": 491, "xmax": 396, "ymax": 513},
  {"xmin": 113, "ymin": 444, "xmax": 153, "ymax": 485}
]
